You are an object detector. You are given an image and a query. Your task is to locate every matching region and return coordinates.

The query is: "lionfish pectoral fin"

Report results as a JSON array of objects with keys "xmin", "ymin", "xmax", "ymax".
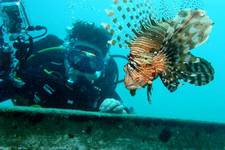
[
  {"xmin": 160, "ymin": 72, "xmax": 180, "ymax": 92},
  {"xmin": 179, "ymin": 54, "xmax": 214, "ymax": 86},
  {"xmin": 159, "ymin": 42, "xmax": 181, "ymax": 93},
  {"xmin": 163, "ymin": 9, "xmax": 214, "ymax": 88},
  {"xmin": 147, "ymin": 84, "xmax": 153, "ymax": 103}
]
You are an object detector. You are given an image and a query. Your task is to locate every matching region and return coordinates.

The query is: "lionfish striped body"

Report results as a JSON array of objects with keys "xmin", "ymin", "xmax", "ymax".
[{"xmin": 104, "ymin": 0, "xmax": 214, "ymax": 101}]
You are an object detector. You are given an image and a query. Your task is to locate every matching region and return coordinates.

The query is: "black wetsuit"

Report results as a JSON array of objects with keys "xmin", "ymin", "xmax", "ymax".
[{"xmin": 0, "ymin": 35, "xmax": 121, "ymax": 111}]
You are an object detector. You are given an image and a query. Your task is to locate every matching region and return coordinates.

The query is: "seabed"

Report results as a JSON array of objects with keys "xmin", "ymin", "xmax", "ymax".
[{"xmin": 0, "ymin": 106, "xmax": 225, "ymax": 149}]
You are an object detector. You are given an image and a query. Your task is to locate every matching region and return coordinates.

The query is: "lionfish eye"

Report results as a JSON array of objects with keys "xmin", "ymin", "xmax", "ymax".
[
  {"xmin": 153, "ymin": 51, "xmax": 158, "ymax": 55},
  {"xmin": 151, "ymin": 49, "xmax": 158, "ymax": 56}
]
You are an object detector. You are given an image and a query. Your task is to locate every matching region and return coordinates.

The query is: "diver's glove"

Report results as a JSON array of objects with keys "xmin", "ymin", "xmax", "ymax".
[
  {"xmin": 99, "ymin": 98, "xmax": 127, "ymax": 114},
  {"xmin": 8, "ymin": 71, "xmax": 25, "ymax": 88},
  {"xmin": 10, "ymin": 76, "xmax": 25, "ymax": 88}
]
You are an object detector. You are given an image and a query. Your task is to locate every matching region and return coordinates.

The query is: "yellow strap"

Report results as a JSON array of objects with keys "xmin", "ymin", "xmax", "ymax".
[
  {"xmin": 43, "ymin": 68, "xmax": 53, "ymax": 75},
  {"xmin": 37, "ymin": 46, "xmax": 65, "ymax": 54},
  {"xmin": 27, "ymin": 46, "xmax": 66, "ymax": 61}
]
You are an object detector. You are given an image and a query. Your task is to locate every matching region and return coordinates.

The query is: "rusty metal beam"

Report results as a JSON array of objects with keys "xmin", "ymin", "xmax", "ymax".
[{"xmin": 0, "ymin": 106, "xmax": 225, "ymax": 149}]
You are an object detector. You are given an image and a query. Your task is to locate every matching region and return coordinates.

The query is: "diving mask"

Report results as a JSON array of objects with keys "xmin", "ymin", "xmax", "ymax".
[{"xmin": 67, "ymin": 45, "xmax": 106, "ymax": 74}]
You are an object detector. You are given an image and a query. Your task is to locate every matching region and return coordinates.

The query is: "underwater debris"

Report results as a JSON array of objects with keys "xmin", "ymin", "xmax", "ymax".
[
  {"xmin": 158, "ymin": 128, "xmax": 172, "ymax": 143},
  {"xmin": 86, "ymin": 126, "xmax": 93, "ymax": 134},
  {"xmin": 104, "ymin": 0, "xmax": 214, "ymax": 102},
  {"xmin": 68, "ymin": 133, "xmax": 75, "ymax": 139}
]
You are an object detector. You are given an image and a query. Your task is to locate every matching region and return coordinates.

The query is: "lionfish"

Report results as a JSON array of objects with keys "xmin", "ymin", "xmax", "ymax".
[{"xmin": 103, "ymin": 0, "xmax": 214, "ymax": 102}]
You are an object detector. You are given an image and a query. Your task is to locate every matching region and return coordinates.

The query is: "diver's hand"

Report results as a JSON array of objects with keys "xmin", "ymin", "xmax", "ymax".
[
  {"xmin": 12, "ymin": 78, "xmax": 25, "ymax": 88},
  {"xmin": 99, "ymin": 98, "xmax": 127, "ymax": 114}
]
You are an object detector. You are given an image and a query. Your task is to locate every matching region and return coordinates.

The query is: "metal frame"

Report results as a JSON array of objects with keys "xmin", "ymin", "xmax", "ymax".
[{"xmin": 0, "ymin": 106, "xmax": 225, "ymax": 149}]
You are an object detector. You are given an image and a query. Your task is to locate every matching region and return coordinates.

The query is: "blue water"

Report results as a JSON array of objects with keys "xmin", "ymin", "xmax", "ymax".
[{"xmin": 1, "ymin": 0, "xmax": 225, "ymax": 123}]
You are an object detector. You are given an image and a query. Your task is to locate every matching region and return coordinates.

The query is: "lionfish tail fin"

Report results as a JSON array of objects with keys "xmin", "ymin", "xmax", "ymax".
[{"xmin": 179, "ymin": 54, "xmax": 214, "ymax": 86}]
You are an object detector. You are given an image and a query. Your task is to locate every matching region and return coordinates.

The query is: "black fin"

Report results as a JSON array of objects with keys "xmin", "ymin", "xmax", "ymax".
[
  {"xmin": 161, "ymin": 42, "xmax": 180, "ymax": 64},
  {"xmin": 147, "ymin": 85, "xmax": 153, "ymax": 103},
  {"xmin": 179, "ymin": 55, "xmax": 214, "ymax": 86},
  {"xmin": 159, "ymin": 38, "xmax": 181, "ymax": 92},
  {"xmin": 160, "ymin": 68, "xmax": 180, "ymax": 92}
]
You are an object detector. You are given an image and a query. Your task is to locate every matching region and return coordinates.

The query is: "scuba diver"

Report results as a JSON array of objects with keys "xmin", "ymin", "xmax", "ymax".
[
  {"xmin": 0, "ymin": 0, "xmax": 129, "ymax": 113},
  {"xmin": 18, "ymin": 22, "xmax": 128, "ymax": 113}
]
